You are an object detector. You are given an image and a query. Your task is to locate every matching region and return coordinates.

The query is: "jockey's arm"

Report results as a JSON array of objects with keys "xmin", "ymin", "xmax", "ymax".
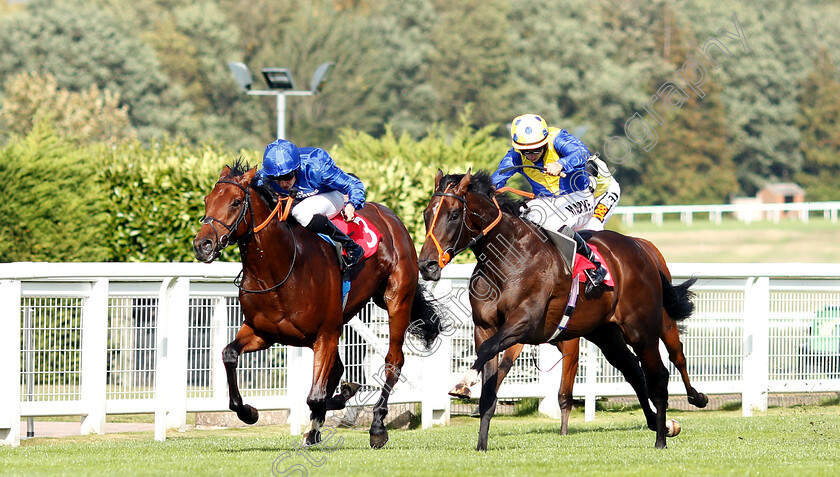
[
  {"xmin": 491, "ymin": 149, "xmax": 521, "ymax": 189},
  {"xmin": 312, "ymin": 149, "xmax": 366, "ymax": 210},
  {"xmin": 553, "ymin": 132, "xmax": 590, "ymax": 174}
]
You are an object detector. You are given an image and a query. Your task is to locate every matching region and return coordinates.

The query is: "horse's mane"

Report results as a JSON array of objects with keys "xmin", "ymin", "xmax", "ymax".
[
  {"xmin": 226, "ymin": 158, "xmax": 251, "ymax": 177},
  {"xmin": 222, "ymin": 158, "xmax": 278, "ymax": 208},
  {"xmin": 438, "ymin": 171, "xmax": 527, "ymax": 216}
]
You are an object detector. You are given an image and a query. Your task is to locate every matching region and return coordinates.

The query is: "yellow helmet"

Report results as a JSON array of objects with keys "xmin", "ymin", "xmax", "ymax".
[{"xmin": 510, "ymin": 114, "xmax": 549, "ymax": 149}]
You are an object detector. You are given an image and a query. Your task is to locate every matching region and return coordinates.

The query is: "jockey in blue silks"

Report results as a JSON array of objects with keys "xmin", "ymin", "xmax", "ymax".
[
  {"xmin": 255, "ymin": 139, "xmax": 365, "ymax": 270},
  {"xmin": 491, "ymin": 114, "xmax": 607, "ymax": 294}
]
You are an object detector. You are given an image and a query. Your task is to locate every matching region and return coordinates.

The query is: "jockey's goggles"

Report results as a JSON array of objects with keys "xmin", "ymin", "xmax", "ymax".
[
  {"xmin": 519, "ymin": 146, "xmax": 545, "ymax": 157},
  {"xmin": 269, "ymin": 171, "xmax": 296, "ymax": 181}
]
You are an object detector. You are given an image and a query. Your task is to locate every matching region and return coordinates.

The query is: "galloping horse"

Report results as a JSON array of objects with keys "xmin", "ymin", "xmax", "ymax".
[
  {"xmin": 193, "ymin": 161, "xmax": 441, "ymax": 448},
  {"xmin": 497, "ymin": 236, "xmax": 707, "ymax": 435},
  {"xmin": 419, "ymin": 170, "xmax": 696, "ymax": 451}
]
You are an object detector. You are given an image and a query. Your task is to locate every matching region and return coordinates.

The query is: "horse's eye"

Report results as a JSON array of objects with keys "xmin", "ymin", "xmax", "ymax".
[
  {"xmin": 449, "ymin": 211, "xmax": 460, "ymax": 221},
  {"xmin": 232, "ymin": 199, "xmax": 242, "ymax": 207}
]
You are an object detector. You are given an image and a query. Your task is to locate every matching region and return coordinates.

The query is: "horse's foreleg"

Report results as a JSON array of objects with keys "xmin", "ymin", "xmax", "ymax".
[
  {"xmin": 369, "ymin": 287, "xmax": 411, "ymax": 449},
  {"xmin": 496, "ymin": 344, "xmax": 522, "ymax": 393},
  {"xmin": 661, "ymin": 317, "xmax": 708, "ymax": 408},
  {"xmin": 476, "ymin": 354, "xmax": 500, "ymax": 452},
  {"xmin": 450, "ymin": 314, "xmax": 532, "ymax": 399},
  {"xmin": 304, "ymin": 333, "xmax": 340, "ymax": 447},
  {"xmin": 557, "ymin": 338, "xmax": 580, "ymax": 435},
  {"xmin": 223, "ymin": 324, "xmax": 269, "ymax": 424}
]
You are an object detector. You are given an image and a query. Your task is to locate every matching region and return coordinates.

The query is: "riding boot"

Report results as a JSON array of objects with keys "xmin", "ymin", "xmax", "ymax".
[
  {"xmin": 572, "ymin": 232, "xmax": 607, "ymax": 294},
  {"xmin": 305, "ymin": 214, "xmax": 365, "ymax": 270}
]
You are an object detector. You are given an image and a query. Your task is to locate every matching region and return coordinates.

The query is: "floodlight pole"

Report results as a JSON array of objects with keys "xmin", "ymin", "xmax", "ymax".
[{"xmin": 245, "ymin": 90, "xmax": 313, "ymax": 140}]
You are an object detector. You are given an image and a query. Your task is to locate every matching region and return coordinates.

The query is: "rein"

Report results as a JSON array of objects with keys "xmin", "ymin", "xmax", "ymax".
[
  {"xmin": 425, "ymin": 184, "xmax": 503, "ymax": 269},
  {"xmin": 205, "ymin": 179, "xmax": 297, "ymax": 293}
]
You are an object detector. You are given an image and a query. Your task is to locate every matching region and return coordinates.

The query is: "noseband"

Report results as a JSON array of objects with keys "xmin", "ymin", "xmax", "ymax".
[{"xmin": 200, "ymin": 180, "xmax": 253, "ymax": 253}]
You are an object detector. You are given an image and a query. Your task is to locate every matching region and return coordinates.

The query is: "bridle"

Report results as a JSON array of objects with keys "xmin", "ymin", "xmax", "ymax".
[
  {"xmin": 425, "ymin": 184, "xmax": 503, "ymax": 269},
  {"xmin": 201, "ymin": 179, "xmax": 297, "ymax": 293}
]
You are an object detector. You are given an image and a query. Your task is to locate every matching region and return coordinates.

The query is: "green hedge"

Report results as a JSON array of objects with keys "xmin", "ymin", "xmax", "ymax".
[{"xmin": 2, "ymin": 123, "xmax": 507, "ymax": 263}]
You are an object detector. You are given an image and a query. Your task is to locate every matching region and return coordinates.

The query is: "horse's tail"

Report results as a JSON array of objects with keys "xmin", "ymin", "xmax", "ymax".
[
  {"xmin": 407, "ymin": 283, "xmax": 445, "ymax": 349},
  {"xmin": 660, "ymin": 272, "xmax": 697, "ymax": 322}
]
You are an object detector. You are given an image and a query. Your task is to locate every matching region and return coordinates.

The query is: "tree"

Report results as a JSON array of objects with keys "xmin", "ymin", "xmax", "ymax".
[
  {"xmin": 0, "ymin": 72, "xmax": 136, "ymax": 145},
  {"xmin": 794, "ymin": 50, "xmax": 840, "ymax": 201},
  {"xmin": 0, "ymin": 0, "xmax": 192, "ymax": 140}
]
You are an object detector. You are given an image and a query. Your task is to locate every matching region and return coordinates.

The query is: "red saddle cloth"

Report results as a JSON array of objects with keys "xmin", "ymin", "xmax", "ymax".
[
  {"xmin": 572, "ymin": 244, "xmax": 615, "ymax": 287},
  {"xmin": 330, "ymin": 215, "xmax": 382, "ymax": 259}
]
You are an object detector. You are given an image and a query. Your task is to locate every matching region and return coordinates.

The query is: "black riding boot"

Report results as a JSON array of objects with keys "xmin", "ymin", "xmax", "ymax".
[
  {"xmin": 305, "ymin": 215, "xmax": 365, "ymax": 270},
  {"xmin": 573, "ymin": 232, "xmax": 607, "ymax": 294}
]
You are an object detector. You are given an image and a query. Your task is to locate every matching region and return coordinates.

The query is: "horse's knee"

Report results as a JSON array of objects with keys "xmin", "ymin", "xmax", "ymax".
[{"xmin": 222, "ymin": 344, "xmax": 239, "ymax": 365}]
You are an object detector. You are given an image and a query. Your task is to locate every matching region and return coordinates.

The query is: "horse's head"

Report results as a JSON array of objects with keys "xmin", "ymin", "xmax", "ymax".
[
  {"xmin": 193, "ymin": 164, "xmax": 257, "ymax": 263},
  {"xmin": 419, "ymin": 169, "xmax": 478, "ymax": 281}
]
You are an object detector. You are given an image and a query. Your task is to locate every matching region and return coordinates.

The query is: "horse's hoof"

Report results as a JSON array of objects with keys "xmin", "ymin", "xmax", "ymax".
[
  {"xmin": 448, "ymin": 383, "xmax": 471, "ymax": 399},
  {"xmin": 688, "ymin": 393, "xmax": 709, "ymax": 408},
  {"xmin": 303, "ymin": 430, "xmax": 322, "ymax": 447},
  {"xmin": 370, "ymin": 431, "xmax": 389, "ymax": 449},
  {"xmin": 236, "ymin": 405, "xmax": 259, "ymax": 425},
  {"xmin": 341, "ymin": 382, "xmax": 363, "ymax": 400}
]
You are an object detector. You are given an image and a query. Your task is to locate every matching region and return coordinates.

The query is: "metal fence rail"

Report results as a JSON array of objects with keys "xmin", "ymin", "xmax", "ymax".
[{"xmin": 2, "ymin": 261, "xmax": 840, "ymax": 446}]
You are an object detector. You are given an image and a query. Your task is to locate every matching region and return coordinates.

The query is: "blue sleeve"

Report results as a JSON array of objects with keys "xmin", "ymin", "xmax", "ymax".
[
  {"xmin": 491, "ymin": 148, "xmax": 522, "ymax": 189},
  {"xmin": 310, "ymin": 149, "xmax": 366, "ymax": 209},
  {"xmin": 553, "ymin": 130, "xmax": 590, "ymax": 173}
]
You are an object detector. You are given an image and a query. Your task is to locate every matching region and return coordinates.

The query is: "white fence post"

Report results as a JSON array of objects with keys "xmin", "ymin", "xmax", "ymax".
[
  {"xmin": 80, "ymin": 278, "xmax": 109, "ymax": 435},
  {"xmin": 584, "ymin": 339, "xmax": 598, "ymax": 422},
  {"xmin": 0, "ymin": 280, "xmax": 22, "ymax": 446},
  {"xmin": 537, "ymin": 343, "xmax": 563, "ymax": 419},
  {"xmin": 421, "ymin": 333, "xmax": 452, "ymax": 428},
  {"xmin": 742, "ymin": 277, "xmax": 770, "ymax": 416},
  {"xmin": 287, "ymin": 347, "xmax": 314, "ymax": 435},
  {"xmin": 165, "ymin": 278, "xmax": 190, "ymax": 431}
]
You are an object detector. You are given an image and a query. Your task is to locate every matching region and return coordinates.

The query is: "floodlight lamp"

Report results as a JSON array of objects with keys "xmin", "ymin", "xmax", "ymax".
[{"xmin": 262, "ymin": 67, "xmax": 295, "ymax": 90}]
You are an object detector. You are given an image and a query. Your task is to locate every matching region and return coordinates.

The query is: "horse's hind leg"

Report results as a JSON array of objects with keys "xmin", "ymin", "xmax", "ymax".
[
  {"xmin": 585, "ymin": 324, "xmax": 658, "ymax": 431},
  {"xmin": 223, "ymin": 324, "xmax": 270, "ymax": 424},
  {"xmin": 557, "ymin": 338, "xmax": 580, "ymax": 435},
  {"xmin": 368, "ymin": 276, "xmax": 412, "ymax": 449},
  {"xmin": 633, "ymin": 340, "xmax": 670, "ymax": 449},
  {"xmin": 661, "ymin": 316, "xmax": 708, "ymax": 408}
]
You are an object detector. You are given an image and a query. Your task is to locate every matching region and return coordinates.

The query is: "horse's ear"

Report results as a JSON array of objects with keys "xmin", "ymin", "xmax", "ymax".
[
  {"xmin": 434, "ymin": 169, "xmax": 444, "ymax": 191},
  {"xmin": 454, "ymin": 168, "xmax": 471, "ymax": 195},
  {"xmin": 219, "ymin": 166, "xmax": 232, "ymax": 180}
]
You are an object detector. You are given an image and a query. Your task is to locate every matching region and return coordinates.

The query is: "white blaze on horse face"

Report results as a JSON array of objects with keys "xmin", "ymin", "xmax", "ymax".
[{"xmin": 461, "ymin": 368, "xmax": 479, "ymax": 387}]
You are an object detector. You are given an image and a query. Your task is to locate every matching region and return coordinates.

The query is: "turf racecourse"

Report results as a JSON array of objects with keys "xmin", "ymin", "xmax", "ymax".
[{"xmin": 2, "ymin": 404, "xmax": 839, "ymax": 476}]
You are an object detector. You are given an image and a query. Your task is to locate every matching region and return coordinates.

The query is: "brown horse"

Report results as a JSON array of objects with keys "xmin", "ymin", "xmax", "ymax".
[
  {"xmin": 193, "ymin": 161, "xmax": 441, "ymax": 448},
  {"xmin": 497, "ymin": 237, "xmax": 707, "ymax": 435},
  {"xmin": 419, "ymin": 170, "xmax": 696, "ymax": 451}
]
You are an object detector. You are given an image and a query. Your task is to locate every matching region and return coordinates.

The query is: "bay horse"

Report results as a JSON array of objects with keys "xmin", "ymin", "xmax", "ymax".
[
  {"xmin": 419, "ymin": 169, "xmax": 696, "ymax": 451},
  {"xmin": 193, "ymin": 160, "xmax": 441, "ymax": 448},
  {"xmin": 497, "ymin": 236, "xmax": 707, "ymax": 435}
]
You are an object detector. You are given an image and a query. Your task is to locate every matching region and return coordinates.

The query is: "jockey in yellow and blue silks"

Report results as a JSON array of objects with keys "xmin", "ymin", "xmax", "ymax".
[
  {"xmin": 491, "ymin": 114, "xmax": 607, "ymax": 293},
  {"xmin": 255, "ymin": 139, "xmax": 365, "ymax": 270}
]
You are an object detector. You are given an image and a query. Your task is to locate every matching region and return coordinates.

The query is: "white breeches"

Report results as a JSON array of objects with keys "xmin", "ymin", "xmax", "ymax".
[
  {"xmin": 524, "ymin": 190, "xmax": 595, "ymax": 233},
  {"xmin": 291, "ymin": 190, "xmax": 345, "ymax": 227},
  {"xmin": 585, "ymin": 180, "xmax": 621, "ymax": 231}
]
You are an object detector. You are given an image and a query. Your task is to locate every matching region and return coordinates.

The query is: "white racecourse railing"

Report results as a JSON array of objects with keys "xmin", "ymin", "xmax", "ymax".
[
  {"xmin": 2, "ymin": 261, "xmax": 840, "ymax": 447},
  {"xmin": 615, "ymin": 201, "xmax": 840, "ymax": 226}
]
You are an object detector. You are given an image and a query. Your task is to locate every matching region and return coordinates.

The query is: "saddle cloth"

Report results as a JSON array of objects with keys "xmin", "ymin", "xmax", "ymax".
[
  {"xmin": 330, "ymin": 215, "xmax": 382, "ymax": 259},
  {"xmin": 572, "ymin": 244, "xmax": 615, "ymax": 288}
]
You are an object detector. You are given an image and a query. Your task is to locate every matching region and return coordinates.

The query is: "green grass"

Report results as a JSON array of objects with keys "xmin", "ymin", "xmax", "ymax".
[
  {"xmin": 3, "ymin": 404, "xmax": 840, "ymax": 476},
  {"xmin": 611, "ymin": 217, "xmax": 840, "ymax": 263}
]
